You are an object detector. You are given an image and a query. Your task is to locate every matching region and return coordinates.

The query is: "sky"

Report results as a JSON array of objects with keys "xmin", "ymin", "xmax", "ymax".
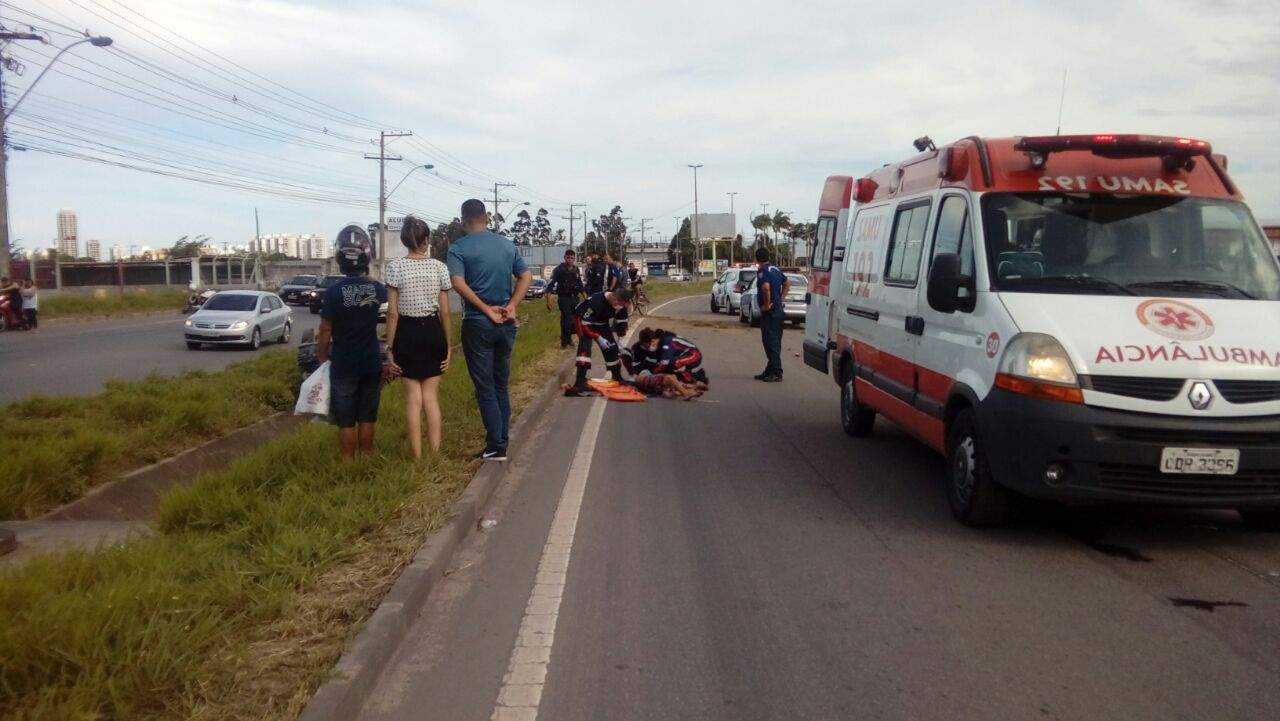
[{"xmin": 4, "ymin": 0, "xmax": 1278, "ymax": 257}]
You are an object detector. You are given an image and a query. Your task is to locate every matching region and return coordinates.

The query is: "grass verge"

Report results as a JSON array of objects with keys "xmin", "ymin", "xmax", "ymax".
[
  {"xmin": 0, "ymin": 351, "xmax": 299, "ymax": 520},
  {"xmin": 41, "ymin": 288, "xmax": 188, "ymax": 320},
  {"xmin": 0, "ymin": 301, "xmax": 567, "ymax": 721}
]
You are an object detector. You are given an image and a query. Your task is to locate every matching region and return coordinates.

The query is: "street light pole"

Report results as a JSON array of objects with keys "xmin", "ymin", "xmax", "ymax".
[
  {"xmin": 386, "ymin": 163, "xmax": 434, "ymax": 201},
  {"xmin": 688, "ymin": 164, "xmax": 702, "ymax": 275},
  {"xmin": 726, "ymin": 191, "xmax": 738, "ymax": 263},
  {"xmin": 0, "ymin": 33, "xmax": 113, "ymax": 278}
]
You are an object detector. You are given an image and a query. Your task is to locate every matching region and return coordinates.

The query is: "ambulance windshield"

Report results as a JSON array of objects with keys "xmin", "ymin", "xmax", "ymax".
[{"xmin": 981, "ymin": 194, "xmax": 1280, "ymax": 300}]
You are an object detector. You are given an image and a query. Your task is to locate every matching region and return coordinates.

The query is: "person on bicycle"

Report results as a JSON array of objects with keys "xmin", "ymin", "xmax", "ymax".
[{"xmin": 565, "ymin": 287, "xmax": 632, "ymax": 396}]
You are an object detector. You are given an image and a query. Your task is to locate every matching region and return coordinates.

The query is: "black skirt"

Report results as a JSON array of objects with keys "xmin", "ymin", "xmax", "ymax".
[{"xmin": 393, "ymin": 314, "xmax": 448, "ymax": 379}]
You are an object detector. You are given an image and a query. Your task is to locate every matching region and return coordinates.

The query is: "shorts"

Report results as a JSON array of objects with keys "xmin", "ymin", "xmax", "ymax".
[{"xmin": 330, "ymin": 371, "xmax": 382, "ymax": 428}]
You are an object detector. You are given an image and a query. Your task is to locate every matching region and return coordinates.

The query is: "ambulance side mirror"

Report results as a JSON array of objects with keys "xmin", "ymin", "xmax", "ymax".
[{"xmin": 927, "ymin": 253, "xmax": 974, "ymax": 313}]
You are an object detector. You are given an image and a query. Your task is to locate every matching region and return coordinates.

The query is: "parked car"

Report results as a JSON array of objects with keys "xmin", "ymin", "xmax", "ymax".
[
  {"xmin": 184, "ymin": 290, "xmax": 292, "ymax": 350},
  {"xmin": 710, "ymin": 267, "xmax": 757, "ymax": 314},
  {"xmin": 279, "ymin": 274, "xmax": 320, "ymax": 305},
  {"xmin": 739, "ymin": 273, "xmax": 808, "ymax": 326},
  {"xmin": 668, "ymin": 271, "xmax": 689, "ymax": 282},
  {"xmin": 526, "ymin": 278, "xmax": 548, "ymax": 299}
]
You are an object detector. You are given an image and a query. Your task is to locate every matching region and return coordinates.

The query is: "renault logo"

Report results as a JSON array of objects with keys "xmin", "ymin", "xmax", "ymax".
[{"xmin": 1188, "ymin": 381, "xmax": 1213, "ymax": 410}]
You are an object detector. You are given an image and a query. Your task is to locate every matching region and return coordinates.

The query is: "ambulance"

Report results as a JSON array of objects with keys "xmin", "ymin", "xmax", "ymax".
[{"xmin": 802, "ymin": 134, "xmax": 1280, "ymax": 527}]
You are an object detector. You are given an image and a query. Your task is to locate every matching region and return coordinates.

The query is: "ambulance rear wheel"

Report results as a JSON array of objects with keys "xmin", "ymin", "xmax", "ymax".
[
  {"xmin": 1238, "ymin": 508, "xmax": 1280, "ymax": 531},
  {"xmin": 839, "ymin": 368, "xmax": 875, "ymax": 437},
  {"xmin": 945, "ymin": 409, "xmax": 1010, "ymax": 527}
]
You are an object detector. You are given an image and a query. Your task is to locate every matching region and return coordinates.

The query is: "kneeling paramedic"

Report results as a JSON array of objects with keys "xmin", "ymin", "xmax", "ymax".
[
  {"xmin": 566, "ymin": 288, "xmax": 632, "ymax": 396},
  {"xmin": 621, "ymin": 333, "xmax": 702, "ymax": 400},
  {"xmin": 317, "ymin": 224, "xmax": 388, "ymax": 457}
]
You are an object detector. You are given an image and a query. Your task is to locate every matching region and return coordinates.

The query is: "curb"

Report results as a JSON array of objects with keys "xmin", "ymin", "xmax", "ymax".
[
  {"xmin": 0, "ymin": 527, "xmax": 14, "ymax": 556},
  {"xmin": 300, "ymin": 355, "xmax": 574, "ymax": 721}
]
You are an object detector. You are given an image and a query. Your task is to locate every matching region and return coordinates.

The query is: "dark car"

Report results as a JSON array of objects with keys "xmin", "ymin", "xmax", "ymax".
[
  {"xmin": 279, "ymin": 274, "xmax": 319, "ymax": 305},
  {"xmin": 307, "ymin": 275, "xmax": 387, "ymax": 323},
  {"xmin": 525, "ymin": 278, "xmax": 548, "ymax": 299}
]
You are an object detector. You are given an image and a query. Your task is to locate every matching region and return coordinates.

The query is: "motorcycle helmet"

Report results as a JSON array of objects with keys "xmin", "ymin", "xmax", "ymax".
[{"xmin": 335, "ymin": 223, "xmax": 372, "ymax": 276}]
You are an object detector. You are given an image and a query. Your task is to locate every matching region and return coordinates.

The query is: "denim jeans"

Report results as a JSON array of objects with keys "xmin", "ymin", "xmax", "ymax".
[
  {"xmin": 462, "ymin": 317, "xmax": 518, "ymax": 452},
  {"xmin": 760, "ymin": 310, "xmax": 784, "ymax": 376}
]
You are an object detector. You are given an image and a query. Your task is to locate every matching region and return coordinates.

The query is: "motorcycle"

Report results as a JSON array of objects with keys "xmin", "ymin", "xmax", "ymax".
[{"xmin": 183, "ymin": 289, "xmax": 217, "ymax": 314}]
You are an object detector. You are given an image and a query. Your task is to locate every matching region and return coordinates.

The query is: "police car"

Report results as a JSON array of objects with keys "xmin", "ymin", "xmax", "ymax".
[{"xmin": 802, "ymin": 134, "xmax": 1280, "ymax": 527}]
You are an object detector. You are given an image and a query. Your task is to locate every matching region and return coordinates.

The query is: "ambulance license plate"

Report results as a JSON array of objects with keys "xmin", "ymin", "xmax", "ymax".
[{"xmin": 1160, "ymin": 447, "xmax": 1239, "ymax": 475}]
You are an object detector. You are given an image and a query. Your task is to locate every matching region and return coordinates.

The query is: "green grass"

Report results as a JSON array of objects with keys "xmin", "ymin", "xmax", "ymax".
[
  {"xmin": 645, "ymin": 278, "xmax": 713, "ymax": 303},
  {"xmin": 0, "ymin": 302, "xmax": 571, "ymax": 721},
  {"xmin": 0, "ymin": 352, "xmax": 299, "ymax": 520},
  {"xmin": 41, "ymin": 288, "xmax": 188, "ymax": 320}
]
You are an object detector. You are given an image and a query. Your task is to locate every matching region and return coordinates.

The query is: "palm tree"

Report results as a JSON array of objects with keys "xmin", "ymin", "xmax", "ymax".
[{"xmin": 751, "ymin": 213, "xmax": 772, "ymax": 245}]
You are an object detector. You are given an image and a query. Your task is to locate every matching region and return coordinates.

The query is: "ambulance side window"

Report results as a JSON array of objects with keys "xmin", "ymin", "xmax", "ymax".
[
  {"xmin": 884, "ymin": 200, "xmax": 931, "ymax": 287},
  {"xmin": 812, "ymin": 217, "xmax": 836, "ymax": 271},
  {"xmin": 931, "ymin": 195, "xmax": 975, "ymax": 283}
]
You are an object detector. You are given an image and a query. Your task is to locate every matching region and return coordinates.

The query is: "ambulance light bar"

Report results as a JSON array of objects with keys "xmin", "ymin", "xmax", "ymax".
[
  {"xmin": 854, "ymin": 178, "xmax": 878, "ymax": 203},
  {"xmin": 1015, "ymin": 134, "xmax": 1212, "ymax": 158}
]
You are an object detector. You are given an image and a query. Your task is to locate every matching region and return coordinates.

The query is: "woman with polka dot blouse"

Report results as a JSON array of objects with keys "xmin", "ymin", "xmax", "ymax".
[{"xmin": 385, "ymin": 216, "xmax": 454, "ymax": 458}]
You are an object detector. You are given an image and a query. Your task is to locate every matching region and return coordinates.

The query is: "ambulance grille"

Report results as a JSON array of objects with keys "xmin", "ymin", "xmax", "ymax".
[
  {"xmin": 1215, "ymin": 380, "xmax": 1280, "ymax": 405},
  {"xmin": 1097, "ymin": 464, "xmax": 1280, "ymax": 499},
  {"xmin": 1084, "ymin": 375, "xmax": 1184, "ymax": 401}
]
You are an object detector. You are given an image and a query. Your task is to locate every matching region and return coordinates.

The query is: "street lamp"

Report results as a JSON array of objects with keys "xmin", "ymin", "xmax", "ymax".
[
  {"xmin": 386, "ymin": 163, "xmax": 434, "ymax": 200},
  {"xmin": 497, "ymin": 200, "xmax": 530, "ymax": 232},
  {"xmin": 0, "ymin": 34, "xmax": 113, "ymax": 277}
]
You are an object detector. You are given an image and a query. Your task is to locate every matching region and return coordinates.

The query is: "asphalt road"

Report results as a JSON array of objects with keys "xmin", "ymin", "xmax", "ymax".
[
  {"xmin": 359, "ymin": 294, "xmax": 1280, "ymax": 721},
  {"xmin": 0, "ymin": 305, "xmax": 322, "ymax": 404}
]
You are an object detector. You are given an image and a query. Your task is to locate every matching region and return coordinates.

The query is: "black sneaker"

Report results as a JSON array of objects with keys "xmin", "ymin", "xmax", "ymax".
[
  {"xmin": 753, "ymin": 372, "xmax": 772, "ymax": 381},
  {"xmin": 762, "ymin": 373, "xmax": 783, "ymax": 383},
  {"xmin": 480, "ymin": 449, "xmax": 508, "ymax": 462},
  {"xmin": 563, "ymin": 384, "xmax": 596, "ymax": 397}
]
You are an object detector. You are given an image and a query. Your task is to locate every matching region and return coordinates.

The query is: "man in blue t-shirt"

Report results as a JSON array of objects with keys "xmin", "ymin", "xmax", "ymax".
[
  {"xmin": 447, "ymin": 199, "xmax": 533, "ymax": 461},
  {"xmin": 317, "ymin": 225, "xmax": 388, "ymax": 456},
  {"xmin": 754, "ymin": 247, "xmax": 790, "ymax": 382}
]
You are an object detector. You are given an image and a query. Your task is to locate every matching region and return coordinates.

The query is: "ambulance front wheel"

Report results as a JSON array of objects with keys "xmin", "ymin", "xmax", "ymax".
[
  {"xmin": 839, "ymin": 370, "xmax": 875, "ymax": 437},
  {"xmin": 945, "ymin": 409, "xmax": 1010, "ymax": 527}
]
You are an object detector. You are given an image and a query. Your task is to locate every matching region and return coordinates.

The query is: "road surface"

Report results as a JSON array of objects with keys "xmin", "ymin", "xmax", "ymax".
[
  {"xmin": 358, "ymin": 293, "xmax": 1280, "ymax": 721},
  {"xmin": 0, "ymin": 306, "xmax": 323, "ymax": 404}
]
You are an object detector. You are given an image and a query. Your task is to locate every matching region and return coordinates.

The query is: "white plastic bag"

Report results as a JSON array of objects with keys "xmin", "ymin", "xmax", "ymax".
[{"xmin": 295, "ymin": 361, "xmax": 331, "ymax": 416}]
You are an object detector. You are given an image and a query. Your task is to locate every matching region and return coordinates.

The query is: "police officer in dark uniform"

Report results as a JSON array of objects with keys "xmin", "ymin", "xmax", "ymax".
[
  {"xmin": 584, "ymin": 252, "xmax": 609, "ymax": 295},
  {"xmin": 545, "ymin": 248, "xmax": 584, "ymax": 348}
]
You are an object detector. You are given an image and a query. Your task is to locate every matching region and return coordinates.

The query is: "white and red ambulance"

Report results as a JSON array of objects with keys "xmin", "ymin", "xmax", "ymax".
[{"xmin": 802, "ymin": 134, "xmax": 1280, "ymax": 526}]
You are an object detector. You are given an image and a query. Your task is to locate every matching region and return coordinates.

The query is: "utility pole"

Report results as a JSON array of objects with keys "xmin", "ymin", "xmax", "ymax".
[
  {"xmin": 672, "ymin": 216, "xmax": 683, "ymax": 274},
  {"xmin": 563, "ymin": 203, "xmax": 584, "ymax": 248},
  {"xmin": 489, "ymin": 182, "xmax": 516, "ymax": 230},
  {"xmin": 637, "ymin": 218, "xmax": 651, "ymax": 246},
  {"xmin": 253, "ymin": 208, "xmax": 260, "ymax": 253},
  {"xmin": 364, "ymin": 130, "xmax": 411, "ymax": 264}
]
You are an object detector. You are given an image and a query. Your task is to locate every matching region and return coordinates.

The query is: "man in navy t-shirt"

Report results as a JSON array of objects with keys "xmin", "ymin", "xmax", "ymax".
[
  {"xmin": 754, "ymin": 247, "xmax": 790, "ymax": 382},
  {"xmin": 317, "ymin": 226, "xmax": 388, "ymax": 456}
]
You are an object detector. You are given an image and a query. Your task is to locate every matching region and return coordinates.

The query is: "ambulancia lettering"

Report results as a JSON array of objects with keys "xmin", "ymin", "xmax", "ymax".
[
  {"xmin": 1094, "ymin": 344, "xmax": 1280, "ymax": 367},
  {"xmin": 1036, "ymin": 176, "xmax": 1190, "ymax": 195}
]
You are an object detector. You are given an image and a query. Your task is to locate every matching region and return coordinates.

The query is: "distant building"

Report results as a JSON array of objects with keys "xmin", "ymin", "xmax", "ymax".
[
  {"xmin": 252, "ymin": 232, "xmax": 326, "ymax": 258},
  {"xmin": 56, "ymin": 209, "xmax": 78, "ymax": 258},
  {"xmin": 85, "ymin": 239, "xmax": 101, "ymax": 261},
  {"xmin": 110, "ymin": 244, "xmax": 125, "ymax": 261}
]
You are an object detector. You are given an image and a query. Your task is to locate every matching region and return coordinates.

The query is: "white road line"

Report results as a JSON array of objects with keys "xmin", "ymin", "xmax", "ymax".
[
  {"xmin": 489, "ymin": 292, "xmax": 692, "ymax": 721},
  {"xmin": 490, "ymin": 396, "xmax": 606, "ymax": 721}
]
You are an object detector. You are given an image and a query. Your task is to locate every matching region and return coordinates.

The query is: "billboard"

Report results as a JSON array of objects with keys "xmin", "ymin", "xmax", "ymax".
[{"xmin": 688, "ymin": 213, "xmax": 736, "ymax": 240}]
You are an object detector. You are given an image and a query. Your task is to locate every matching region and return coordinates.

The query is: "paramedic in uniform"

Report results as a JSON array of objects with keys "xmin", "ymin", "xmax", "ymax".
[
  {"xmin": 545, "ymin": 248, "xmax": 584, "ymax": 348},
  {"xmin": 754, "ymin": 247, "xmax": 790, "ymax": 382},
  {"xmin": 565, "ymin": 287, "xmax": 632, "ymax": 396}
]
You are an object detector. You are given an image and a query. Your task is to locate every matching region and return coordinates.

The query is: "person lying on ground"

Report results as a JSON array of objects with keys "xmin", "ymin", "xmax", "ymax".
[
  {"xmin": 565, "ymin": 287, "xmax": 632, "ymax": 396},
  {"xmin": 621, "ymin": 338, "xmax": 702, "ymax": 400}
]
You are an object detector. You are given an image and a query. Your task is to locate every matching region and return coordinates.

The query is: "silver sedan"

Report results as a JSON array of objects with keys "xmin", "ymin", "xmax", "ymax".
[
  {"xmin": 183, "ymin": 290, "xmax": 293, "ymax": 350},
  {"xmin": 739, "ymin": 273, "xmax": 808, "ymax": 327}
]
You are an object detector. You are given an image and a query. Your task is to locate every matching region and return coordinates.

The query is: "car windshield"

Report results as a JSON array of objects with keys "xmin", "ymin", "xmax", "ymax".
[
  {"xmin": 318, "ymin": 275, "xmax": 343, "ymax": 288},
  {"xmin": 786, "ymin": 274, "xmax": 807, "ymax": 287},
  {"xmin": 287, "ymin": 275, "xmax": 317, "ymax": 286},
  {"xmin": 739, "ymin": 270, "xmax": 757, "ymax": 283},
  {"xmin": 202, "ymin": 294, "xmax": 258, "ymax": 311},
  {"xmin": 981, "ymin": 193, "xmax": 1280, "ymax": 300},
  {"xmin": 532, "ymin": 279, "xmax": 546, "ymax": 286}
]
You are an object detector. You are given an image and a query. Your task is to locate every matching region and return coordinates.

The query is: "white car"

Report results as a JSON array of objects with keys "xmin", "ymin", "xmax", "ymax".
[
  {"xmin": 710, "ymin": 267, "xmax": 757, "ymax": 314},
  {"xmin": 739, "ymin": 273, "xmax": 808, "ymax": 326},
  {"xmin": 668, "ymin": 271, "xmax": 689, "ymax": 282},
  {"xmin": 184, "ymin": 290, "xmax": 293, "ymax": 350}
]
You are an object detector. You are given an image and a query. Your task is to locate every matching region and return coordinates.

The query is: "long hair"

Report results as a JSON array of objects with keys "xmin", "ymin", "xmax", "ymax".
[{"xmin": 400, "ymin": 215, "xmax": 431, "ymax": 252}]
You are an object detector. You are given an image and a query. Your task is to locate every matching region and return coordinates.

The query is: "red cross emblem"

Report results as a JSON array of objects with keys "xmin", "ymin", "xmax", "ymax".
[{"xmin": 1153, "ymin": 306, "xmax": 1197, "ymax": 331}]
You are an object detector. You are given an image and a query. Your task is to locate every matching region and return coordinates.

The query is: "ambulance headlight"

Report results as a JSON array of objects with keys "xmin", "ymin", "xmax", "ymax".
[{"xmin": 997, "ymin": 333, "xmax": 1078, "ymax": 385}]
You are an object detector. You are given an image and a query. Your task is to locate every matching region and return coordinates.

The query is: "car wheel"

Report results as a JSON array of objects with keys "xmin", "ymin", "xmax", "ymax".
[
  {"xmin": 186, "ymin": 341, "xmax": 201, "ymax": 350},
  {"xmin": 280, "ymin": 322, "xmax": 292, "ymax": 344},
  {"xmin": 710, "ymin": 297, "xmax": 719, "ymax": 313},
  {"xmin": 749, "ymin": 311, "xmax": 760, "ymax": 328},
  {"xmin": 1239, "ymin": 508, "xmax": 1280, "ymax": 531},
  {"xmin": 738, "ymin": 306, "xmax": 748, "ymax": 324},
  {"xmin": 945, "ymin": 408, "xmax": 1010, "ymax": 527},
  {"xmin": 249, "ymin": 327, "xmax": 262, "ymax": 350},
  {"xmin": 839, "ymin": 367, "xmax": 875, "ymax": 437}
]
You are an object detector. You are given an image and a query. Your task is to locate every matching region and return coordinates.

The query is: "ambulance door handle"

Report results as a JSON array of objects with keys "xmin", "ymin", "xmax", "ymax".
[{"xmin": 905, "ymin": 316, "xmax": 925, "ymax": 336}]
